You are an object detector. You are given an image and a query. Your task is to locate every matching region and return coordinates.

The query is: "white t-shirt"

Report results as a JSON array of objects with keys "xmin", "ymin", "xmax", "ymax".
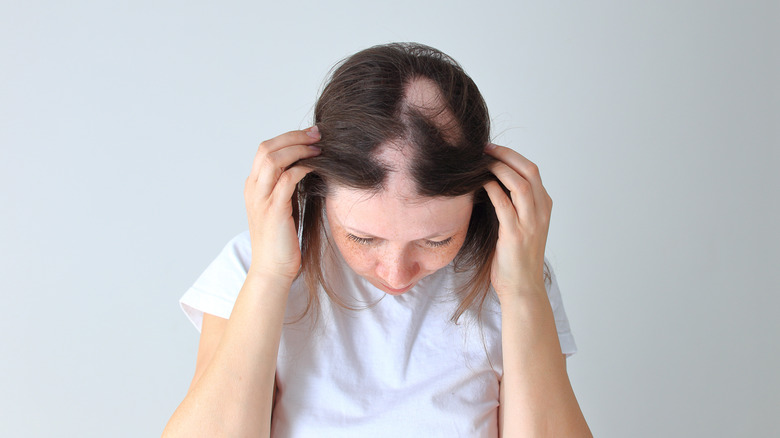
[{"xmin": 179, "ymin": 231, "xmax": 577, "ymax": 437}]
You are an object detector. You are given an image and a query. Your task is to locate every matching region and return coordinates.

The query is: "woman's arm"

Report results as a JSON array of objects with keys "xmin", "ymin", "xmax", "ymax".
[
  {"xmin": 498, "ymin": 291, "xmax": 590, "ymax": 437},
  {"xmin": 162, "ymin": 273, "xmax": 293, "ymax": 437},
  {"xmin": 162, "ymin": 128, "xmax": 322, "ymax": 438},
  {"xmin": 484, "ymin": 143, "xmax": 591, "ymax": 437}
]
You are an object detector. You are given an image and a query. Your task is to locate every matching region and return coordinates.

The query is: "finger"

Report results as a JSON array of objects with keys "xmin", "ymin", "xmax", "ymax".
[
  {"xmin": 271, "ymin": 164, "xmax": 315, "ymax": 207},
  {"xmin": 483, "ymin": 180, "xmax": 520, "ymax": 233},
  {"xmin": 489, "ymin": 161, "xmax": 535, "ymax": 225},
  {"xmin": 485, "ymin": 143, "xmax": 550, "ymax": 213},
  {"xmin": 262, "ymin": 126, "xmax": 321, "ymax": 153},
  {"xmin": 250, "ymin": 126, "xmax": 321, "ymax": 177},
  {"xmin": 484, "ymin": 143, "xmax": 540, "ymax": 182},
  {"xmin": 255, "ymin": 144, "xmax": 321, "ymax": 195}
]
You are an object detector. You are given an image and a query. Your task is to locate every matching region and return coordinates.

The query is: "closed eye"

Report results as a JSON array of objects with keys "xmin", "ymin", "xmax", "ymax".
[
  {"xmin": 347, "ymin": 234, "xmax": 453, "ymax": 248},
  {"xmin": 425, "ymin": 237, "xmax": 453, "ymax": 248},
  {"xmin": 346, "ymin": 234, "xmax": 374, "ymax": 245}
]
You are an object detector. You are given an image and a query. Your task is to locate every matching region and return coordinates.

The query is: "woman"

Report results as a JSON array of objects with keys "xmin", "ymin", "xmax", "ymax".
[{"xmin": 163, "ymin": 43, "xmax": 592, "ymax": 437}]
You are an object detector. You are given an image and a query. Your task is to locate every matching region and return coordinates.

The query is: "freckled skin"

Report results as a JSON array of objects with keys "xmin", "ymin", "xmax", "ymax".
[{"xmin": 324, "ymin": 182, "xmax": 474, "ymax": 296}]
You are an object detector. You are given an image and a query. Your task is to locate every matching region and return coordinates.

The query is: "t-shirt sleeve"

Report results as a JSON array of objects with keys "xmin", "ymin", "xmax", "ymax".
[
  {"xmin": 545, "ymin": 259, "xmax": 578, "ymax": 357},
  {"xmin": 178, "ymin": 231, "xmax": 252, "ymax": 333}
]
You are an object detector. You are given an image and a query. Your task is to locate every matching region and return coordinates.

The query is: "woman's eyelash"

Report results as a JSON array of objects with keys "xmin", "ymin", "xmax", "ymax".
[
  {"xmin": 426, "ymin": 237, "xmax": 453, "ymax": 248},
  {"xmin": 347, "ymin": 234, "xmax": 374, "ymax": 245},
  {"xmin": 347, "ymin": 234, "xmax": 452, "ymax": 248}
]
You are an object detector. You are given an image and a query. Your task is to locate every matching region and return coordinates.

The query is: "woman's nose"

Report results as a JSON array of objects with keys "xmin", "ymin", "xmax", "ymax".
[{"xmin": 377, "ymin": 247, "xmax": 420, "ymax": 288}]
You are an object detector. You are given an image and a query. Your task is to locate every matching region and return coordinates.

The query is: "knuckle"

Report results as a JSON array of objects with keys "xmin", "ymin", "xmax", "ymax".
[
  {"xmin": 516, "ymin": 180, "xmax": 531, "ymax": 195},
  {"xmin": 260, "ymin": 153, "xmax": 278, "ymax": 169},
  {"xmin": 495, "ymin": 196, "xmax": 514, "ymax": 211},
  {"xmin": 254, "ymin": 147, "xmax": 270, "ymax": 164},
  {"xmin": 277, "ymin": 170, "xmax": 293, "ymax": 186}
]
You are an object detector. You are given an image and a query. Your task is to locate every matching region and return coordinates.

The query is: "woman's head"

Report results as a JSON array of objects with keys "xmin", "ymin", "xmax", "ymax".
[{"xmin": 295, "ymin": 42, "xmax": 499, "ymax": 322}]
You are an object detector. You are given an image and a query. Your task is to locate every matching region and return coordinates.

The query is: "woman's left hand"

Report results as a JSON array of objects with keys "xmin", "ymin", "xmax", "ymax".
[{"xmin": 483, "ymin": 143, "xmax": 552, "ymax": 301}]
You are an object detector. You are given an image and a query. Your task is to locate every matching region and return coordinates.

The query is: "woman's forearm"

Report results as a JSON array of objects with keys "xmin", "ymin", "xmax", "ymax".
[
  {"xmin": 499, "ymin": 290, "xmax": 592, "ymax": 438},
  {"xmin": 162, "ymin": 271, "xmax": 292, "ymax": 438}
]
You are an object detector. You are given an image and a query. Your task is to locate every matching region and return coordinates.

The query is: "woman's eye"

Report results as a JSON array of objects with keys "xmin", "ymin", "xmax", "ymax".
[
  {"xmin": 425, "ymin": 237, "xmax": 453, "ymax": 248},
  {"xmin": 347, "ymin": 234, "xmax": 374, "ymax": 245}
]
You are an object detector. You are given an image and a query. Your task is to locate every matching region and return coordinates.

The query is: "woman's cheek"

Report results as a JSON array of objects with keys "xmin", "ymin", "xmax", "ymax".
[
  {"xmin": 423, "ymin": 233, "xmax": 468, "ymax": 271},
  {"xmin": 333, "ymin": 234, "xmax": 374, "ymax": 272}
]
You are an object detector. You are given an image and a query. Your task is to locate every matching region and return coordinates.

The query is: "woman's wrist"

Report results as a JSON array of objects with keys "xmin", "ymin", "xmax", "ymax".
[
  {"xmin": 245, "ymin": 265, "xmax": 296, "ymax": 295},
  {"xmin": 494, "ymin": 282, "xmax": 547, "ymax": 306}
]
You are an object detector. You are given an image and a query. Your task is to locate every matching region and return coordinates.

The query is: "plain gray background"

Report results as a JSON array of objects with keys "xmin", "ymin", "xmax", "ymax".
[{"xmin": 1, "ymin": 1, "xmax": 778, "ymax": 437}]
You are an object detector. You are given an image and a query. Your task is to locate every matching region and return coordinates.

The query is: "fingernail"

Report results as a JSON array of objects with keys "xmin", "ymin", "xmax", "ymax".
[
  {"xmin": 308, "ymin": 145, "xmax": 321, "ymax": 153},
  {"xmin": 306, "ymin": 125, "xmax": 320, "ymax": 138},
  {"xmin": 485, "ymin": 142, "xmax": 498, "ymax": 151}
]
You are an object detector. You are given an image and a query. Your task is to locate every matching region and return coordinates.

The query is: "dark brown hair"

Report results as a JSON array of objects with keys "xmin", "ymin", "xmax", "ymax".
[{"xmin": 293, "ymin": 42, "xmax": 502, "ymax": 324}]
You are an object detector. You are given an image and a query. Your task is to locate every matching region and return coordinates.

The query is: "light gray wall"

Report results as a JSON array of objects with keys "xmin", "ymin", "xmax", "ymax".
[{"xmin": 1, "ymin": 1, "xmax": 777, "ymax": 436}]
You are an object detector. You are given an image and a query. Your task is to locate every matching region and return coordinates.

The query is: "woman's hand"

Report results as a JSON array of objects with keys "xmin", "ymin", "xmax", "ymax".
[
  {"xmin": 486, "ymin": 143, "xmax": 592, "ymax": 437},
  {"xmin": 483, "ymin": 143, "xmax": 552, "ymax": 301},
  {"xmin": 244, "ymin": 126, "xmax": 322, "ymax": 283}
]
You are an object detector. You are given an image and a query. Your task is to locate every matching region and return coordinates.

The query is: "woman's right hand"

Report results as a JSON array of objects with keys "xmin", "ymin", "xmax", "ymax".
[{"xmin": 244, "ymin": 126, "xmax": 321, "ymax": 283}]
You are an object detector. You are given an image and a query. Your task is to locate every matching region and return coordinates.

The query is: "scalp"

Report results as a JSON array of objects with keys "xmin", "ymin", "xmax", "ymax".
[
  {"xmin": 370, "ymin": 77, "xmax": 466, "ymax": 200},
  {"xmin": 400, "ymin": 77, "xmax": 463, "ymax": 146}
]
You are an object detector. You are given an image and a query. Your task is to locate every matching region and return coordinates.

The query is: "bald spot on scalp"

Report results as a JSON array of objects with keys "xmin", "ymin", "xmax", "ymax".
[
  {"xmin": 372, "ymin": 77, "xmax": 464, "ymax": 202},
  {"xmin": 402, "ymin": 77, "xmax": 462, "ymax": 144}
]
